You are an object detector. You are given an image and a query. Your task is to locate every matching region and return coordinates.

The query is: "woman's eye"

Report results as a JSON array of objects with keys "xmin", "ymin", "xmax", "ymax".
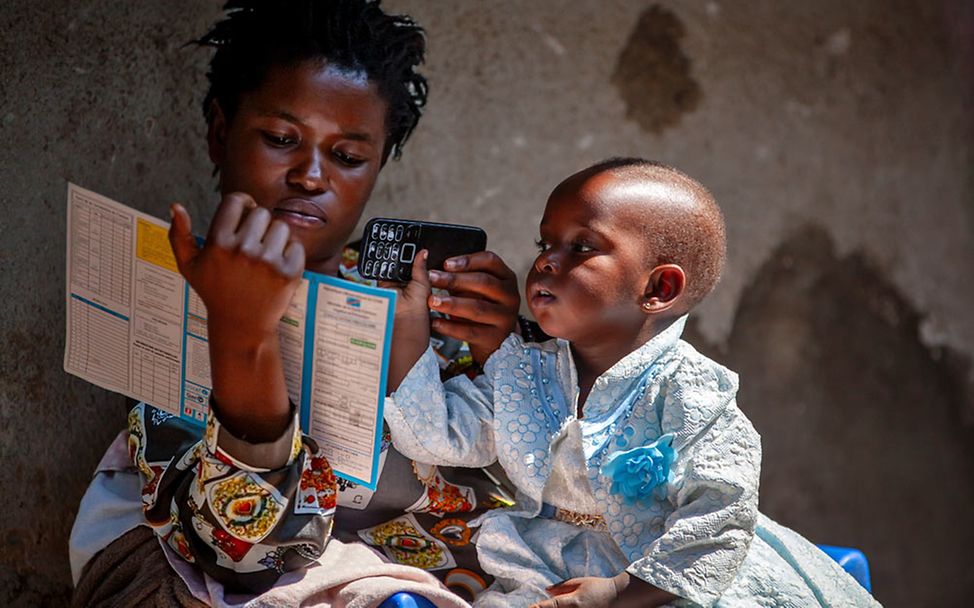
[
  {"xmin": 333, "ymin": 150, "xmax": 367, "ymax": 167},
  {"xmin": 261, "ymin": 132, "xmax": 296, "ymax": 147},
  {"xmin": 534, "ymin": 239, "xmax": 549, "ymax": 252}
]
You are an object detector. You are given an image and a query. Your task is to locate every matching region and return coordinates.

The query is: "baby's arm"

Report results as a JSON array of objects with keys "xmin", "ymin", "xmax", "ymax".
[
  {"xmin": 529, "ymin": 574, "xmax": 677, "ymax": 608},
  {"xmin": 387, "ymin": 250, "xmax": 435, "ymax": 393},
  {"xmin": 385, "ymin": 316, "xmax": 518, "ymax": 469},
  {"xmin": 384, "ymin": 346, "xmax": 500, "ymax": 466},
  {"xmin": 624, "ymin": 388, "xmax": 760, "ymax": 606}
]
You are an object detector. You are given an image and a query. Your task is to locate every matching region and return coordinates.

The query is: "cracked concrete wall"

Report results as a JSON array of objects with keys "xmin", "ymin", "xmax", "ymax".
[{"xmin": 1, "ymin": 0, "xmax": 971, "ymax": 605}]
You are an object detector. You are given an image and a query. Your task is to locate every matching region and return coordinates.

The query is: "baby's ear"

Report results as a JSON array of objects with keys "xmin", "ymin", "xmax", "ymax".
[
  {"xmin": 641, "ymin": 264, "xmax": 686, "ymax": 314},
  {"xmin": 206, "ymin": 99, "xmax": 228, "ymax": 167}
]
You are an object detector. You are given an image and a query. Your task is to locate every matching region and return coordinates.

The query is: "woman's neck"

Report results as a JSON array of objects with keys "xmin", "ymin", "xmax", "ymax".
[{"xmin": 305, "ymin": 252, "xmax": 342, "ymax": 276}]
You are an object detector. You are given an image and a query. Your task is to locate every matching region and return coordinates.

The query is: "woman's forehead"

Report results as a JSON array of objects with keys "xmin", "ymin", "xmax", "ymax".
[{"xmin": 242, "ymin": 61, "xmax": 386, "ymax": 119}]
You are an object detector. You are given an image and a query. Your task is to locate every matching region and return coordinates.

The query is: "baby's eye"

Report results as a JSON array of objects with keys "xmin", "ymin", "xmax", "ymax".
[
  {"xmin": 333, "ymin": 150, "xmax": 367, "ymax": 167},
  {"xmin": 572, "ymin": 242, "xmax": 595, "ymax": 253},
  {"xmin": 261, "ymin": 132, "xmax": 297, "ymax": 147},
  {"xmin": 534, "ymin": 239, "xmax": 550, "ymax": 252}
]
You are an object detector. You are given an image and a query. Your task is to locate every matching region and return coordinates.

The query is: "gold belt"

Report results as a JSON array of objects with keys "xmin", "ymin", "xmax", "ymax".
[{"xmin": 553, "ymin": 507, "xmax": 607, "ymax": 531}]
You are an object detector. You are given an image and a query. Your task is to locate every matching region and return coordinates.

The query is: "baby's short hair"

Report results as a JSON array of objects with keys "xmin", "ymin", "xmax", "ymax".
[
  {"xmin": 197, "ymin": 0, "xmax": 427, "ymax": 162},
  {"xmin": 588, "ymin": 157, "xmax": 726, "ymax": 308}
]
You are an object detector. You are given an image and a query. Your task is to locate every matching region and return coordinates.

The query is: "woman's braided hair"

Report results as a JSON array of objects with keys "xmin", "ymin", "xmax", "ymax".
[{"xmin": 197, "ymin": 0, "xmax": 427, "ymax": 161}]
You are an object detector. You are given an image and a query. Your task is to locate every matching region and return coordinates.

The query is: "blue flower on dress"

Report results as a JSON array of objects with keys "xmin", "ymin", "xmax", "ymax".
[{"xmin": 600, "ymin": 434, "xmax": 676, "ymax": 503}]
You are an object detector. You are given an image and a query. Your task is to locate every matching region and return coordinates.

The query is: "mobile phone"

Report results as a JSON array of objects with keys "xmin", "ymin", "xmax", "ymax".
[{"xmin": 357, "ymin": 218, "xmax": 487, "ymax": 282}]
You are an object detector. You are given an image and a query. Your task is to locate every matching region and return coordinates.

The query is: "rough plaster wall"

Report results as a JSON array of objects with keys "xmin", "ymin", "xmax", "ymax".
[
  {"xmin": 0, "ymin": 2, "xmax": 222, "ymax": 604},
  {"xmin": 691, "ymin": 227, "xmax": 974, "ymax": 606},
  {"xmin": 1, "ymin": 0, "xmax": 971, "ymax": 605}
]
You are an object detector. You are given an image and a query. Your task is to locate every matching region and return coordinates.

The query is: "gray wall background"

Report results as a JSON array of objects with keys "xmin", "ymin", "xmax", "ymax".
[{"xmin": 1, "ymin": 1, "xmax": 972, "ymax": 605}]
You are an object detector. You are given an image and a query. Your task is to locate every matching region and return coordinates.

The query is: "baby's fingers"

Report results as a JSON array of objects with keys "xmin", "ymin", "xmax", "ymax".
[
  {"xmin": 428, "ymin": 268, "xmax": 503, "ymax": 300},
  {"xmin": 404, "ymin": 250, "xmax": 431, "ymax": 304},
  {"xmin": 545, "ymin": 579, "xmax": 582, "ymax": 596},
  {"xmin": 529, "ymin": 597, "xmax": 576, "ymax": 608},
  {"xmin": 381, "ymin": 251, "xmax": 431, "ymax": 312},
  {"xmin": 391, "ymin": 251, "xmax": 433, "ymax": 325},
  {"xmin": 410, "ymin": 248, "xmax": 430, "ymax": 288}
]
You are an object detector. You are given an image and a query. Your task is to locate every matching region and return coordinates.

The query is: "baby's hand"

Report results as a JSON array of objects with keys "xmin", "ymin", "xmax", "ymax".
[
  {"xmin": 529, "ymin": 576, "xmax": 621, "ymax": 608},
  {"xmin": 428, "ymin": 250, "xmax": 520, "ymax": 365},
  {"xmin": 385, "ymin": 250, "xmax": 434, "ymax": 392},
  {"xmin": 385, "ymin": 249, "xmax": 433, "ymax": 328},
  {"xmin": 169, "ymin": 194, "xmax": 304, "ymax": 340}
]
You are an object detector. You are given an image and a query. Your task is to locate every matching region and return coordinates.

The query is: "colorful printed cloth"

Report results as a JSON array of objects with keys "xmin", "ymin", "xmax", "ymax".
[
  {"xmin": 70, "ymin": 243, "xmax": 514, "ymax": 602},
  {"xmin": 386, "ymin": 316, "xmax": 882, "ymax": 607},
  {"xmin": 129, "ymin": 401, "xmax": 336, "ymax": 593}
]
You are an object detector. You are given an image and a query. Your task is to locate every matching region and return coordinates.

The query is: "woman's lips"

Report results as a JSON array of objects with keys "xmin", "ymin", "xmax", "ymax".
[{"xmin": 273, "ymin": 198, "xmax": 327, "ymax": 227}]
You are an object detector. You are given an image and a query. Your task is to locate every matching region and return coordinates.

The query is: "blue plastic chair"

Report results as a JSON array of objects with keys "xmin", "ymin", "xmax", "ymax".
[
  {"xmin": 378, "ymin": 591, "xmax": 438, "ymax": 608},
  {"xmin": 816, "ymin": 544, "xmax": 872, "ymax": 592}
]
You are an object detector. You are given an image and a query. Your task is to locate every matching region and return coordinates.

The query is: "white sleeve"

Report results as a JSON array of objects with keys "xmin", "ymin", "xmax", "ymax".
[
  {"xmin": 384, "ymin": 339, "xmax": 516, "ymax": 467},
  {"xmin": 625, "ymin": 357, "xmax": 760, "ymax": 607},
  {"xmin": 69, "ymin": 462, "xmax": 144, "ymax": 584}
]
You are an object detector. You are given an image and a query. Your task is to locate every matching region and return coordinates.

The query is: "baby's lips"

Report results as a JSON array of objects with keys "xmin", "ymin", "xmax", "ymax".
[{"xmin": 529, "ymin": 282, "xmax": 555, "ymax": 298}]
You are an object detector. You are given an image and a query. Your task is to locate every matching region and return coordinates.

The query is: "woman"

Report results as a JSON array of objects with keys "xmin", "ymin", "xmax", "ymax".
[{"xmin": 69, "ymin": 1, "xmax": 520, "ymax": 605}]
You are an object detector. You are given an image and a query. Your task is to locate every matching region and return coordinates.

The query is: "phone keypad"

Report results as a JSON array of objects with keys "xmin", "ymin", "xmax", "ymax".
[
  {"xmin": 400, "ymin": 243, "xmax": 416, "ymax": 263},
  {"xmin": 364, "ymin": 221, "xmax": 416, "ymax": 280}
]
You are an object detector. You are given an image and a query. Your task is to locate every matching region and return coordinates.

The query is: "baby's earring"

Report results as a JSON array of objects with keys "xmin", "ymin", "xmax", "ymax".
[{"xmin": 642, "ymin": 300, "xmax": 653, "ymax": 311}]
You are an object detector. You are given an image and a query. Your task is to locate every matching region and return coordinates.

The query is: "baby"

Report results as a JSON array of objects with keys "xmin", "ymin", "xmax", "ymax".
[{"xmin": 385, "ymin": 158, "xmax": 880, "ymax": 607}]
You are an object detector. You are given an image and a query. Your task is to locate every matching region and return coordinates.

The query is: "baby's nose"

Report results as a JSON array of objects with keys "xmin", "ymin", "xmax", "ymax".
[{"xmin": 534, "ymin": 251, "xmax": 559, "ymax": 274}]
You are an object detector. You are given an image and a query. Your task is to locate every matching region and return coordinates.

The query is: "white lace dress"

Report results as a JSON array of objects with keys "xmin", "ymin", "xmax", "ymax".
[
  {"xmin": 386, "ymin": 317, "xmax": 881, "ymax": 607},
  {"xmin": 473, "ymin": 420, "xmax": 629, "ymax": 606}
]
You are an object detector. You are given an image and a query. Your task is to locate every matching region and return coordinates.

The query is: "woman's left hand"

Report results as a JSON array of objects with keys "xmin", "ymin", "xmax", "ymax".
[{"xmin": 427, "ymin": 250, "xmax": 520, "ymax": 364}]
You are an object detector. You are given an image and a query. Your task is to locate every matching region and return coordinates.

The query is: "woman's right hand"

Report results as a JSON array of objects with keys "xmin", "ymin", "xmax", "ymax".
[
  {"xmin": 168, "ymin": 193, "xmax": 305, "ymax": 340},
  {"xmin": 168, "ymin": 193, "xmax": 304, "ymax": 441}
]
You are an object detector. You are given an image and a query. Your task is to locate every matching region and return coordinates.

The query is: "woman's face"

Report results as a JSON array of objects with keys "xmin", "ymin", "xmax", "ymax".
[{"xmin": 208, "ymin": 60, "xmax": 389, "ymax": 273}]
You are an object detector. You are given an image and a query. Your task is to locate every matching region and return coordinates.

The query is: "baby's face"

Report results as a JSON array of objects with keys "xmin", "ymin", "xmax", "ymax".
[{"xmin": 526, "ymin": 173, "xmax": 656, "ymax": 348}]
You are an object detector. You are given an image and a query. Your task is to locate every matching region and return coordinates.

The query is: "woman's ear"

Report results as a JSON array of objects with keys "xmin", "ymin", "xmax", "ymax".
[
  {"xmin": 642, "ymin": 264, "xmax": 686, "ymax": 314},
  {"xmin": 206, "ymin": 99, "xmax": 228, "ymax": 167}
]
